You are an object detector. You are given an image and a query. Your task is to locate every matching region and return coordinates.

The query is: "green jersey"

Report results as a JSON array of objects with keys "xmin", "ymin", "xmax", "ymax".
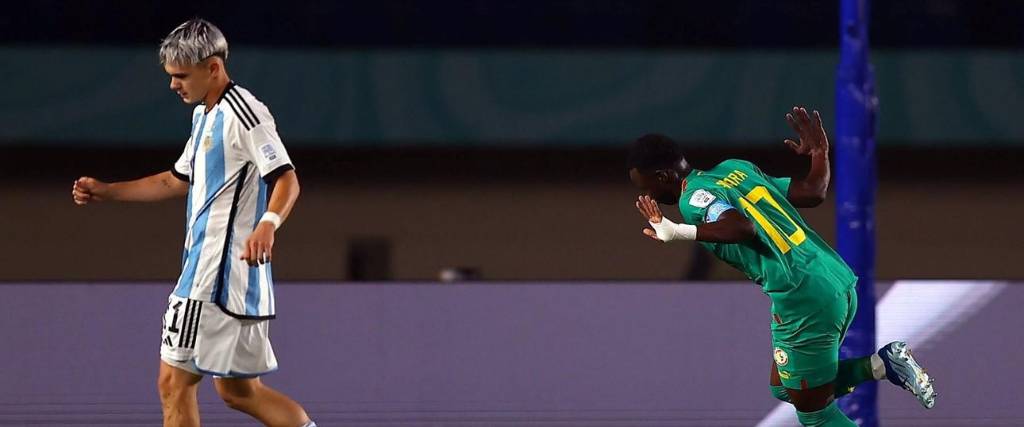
[{"xmin": 677, "ymin": 159, "xmax": 857, "ymax": 300}]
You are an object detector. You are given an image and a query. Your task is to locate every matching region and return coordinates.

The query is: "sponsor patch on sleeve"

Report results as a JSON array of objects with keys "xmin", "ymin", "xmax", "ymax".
[{"xmin": 260, "ymin": 144, "xmax": 278, "ymax": 161}]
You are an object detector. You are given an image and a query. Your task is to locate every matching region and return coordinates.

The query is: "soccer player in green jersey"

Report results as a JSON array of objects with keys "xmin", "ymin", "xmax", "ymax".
[{"xmin": 629, "ymin": 107, "xmax": 936, "ymax": 426}]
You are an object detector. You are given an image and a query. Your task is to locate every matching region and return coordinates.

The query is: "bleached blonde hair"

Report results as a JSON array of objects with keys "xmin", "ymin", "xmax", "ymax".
[{"xmin": 159, "ymin": 19, "xmax": 228, "ymax": 66}]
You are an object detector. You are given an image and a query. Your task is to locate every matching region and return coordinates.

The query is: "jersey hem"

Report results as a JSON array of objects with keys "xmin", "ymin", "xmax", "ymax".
[
  {"xmin": 262, "ymin": 163, "xmax": 294, "ymax": 184},
  {"xmin": 192, "ymin": 359, "xmax": 279, "ymax": 378},
  {"xmin": 214, "ymin": 301, "xmax": 277, "ymax": 320}
]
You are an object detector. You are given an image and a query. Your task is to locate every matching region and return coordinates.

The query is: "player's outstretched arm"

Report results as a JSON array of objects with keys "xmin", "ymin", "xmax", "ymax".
[
  {"xmin": 637, "ymin": 195, "xmax": 755, "ymax": 244},
  {"xmin": 691, "ymin": 209, "xmax": 756, "ymax": 243},
  {"xmin": 72, "ymin": 171, "xmax": 188, "ymax": 205},
  {"xmin": 783, "ymin": 106, "xmax": 830, "ymax": 208}
]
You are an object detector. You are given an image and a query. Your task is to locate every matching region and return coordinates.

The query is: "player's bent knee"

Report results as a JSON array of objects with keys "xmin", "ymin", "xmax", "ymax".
[
  {"xmin": 214, "ymin": 378, "xmax": 258, "ymax": 410},
  {"xmin": 789, "ymin": 394, "xmax": 833, "ymax": 413},
  {"xmin": 786, "ymin": 382, "xmax": 835, "ymax": 413},
  {"xmin": 157, "ymin": 361, "xmax": 200, "ymax": 403},
  {"xmin": 157, "ymin": 372, "xmax": 184, "ymax": 402},
  {"xmin": 219, "ymin": 393, "xmax": 248, "ymax": 411},
  {"xmin": 770, "ymin": 385, "xmax": 791, "ymax": 402},
  {"xmin": 215, "ymin": 387, "xmax": 251, "ymax": 411},
  {"xmin": 790, "ymin": 395, "xmax": 832, "ymax": 413},
  {"xmin": 157, "ymin": 372, "xmax": 172, "ymax": 394},
  {"xmin": 157, "ymin": 380, "xmax": 174, "ymax": 402}
]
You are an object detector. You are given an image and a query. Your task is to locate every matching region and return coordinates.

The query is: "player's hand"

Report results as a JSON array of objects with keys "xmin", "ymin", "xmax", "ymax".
[
  {"xmin": 241, "ymin": 222, "xmax": 275, "ymax": 266},
  {"xmin": 784, "ymin": 106, "xmax": 829, "ymax": 156},
  {"xmin": 636, "ymin": 195, "xmax": 666, "ymax": 241},
  {"xmin": 72, "ymin": 177, "xmax": 108, "ymax": 205}
]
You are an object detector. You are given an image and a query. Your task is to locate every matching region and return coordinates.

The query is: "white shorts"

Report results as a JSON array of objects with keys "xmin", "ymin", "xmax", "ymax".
[{"xmin": 159, "ymin": 294, "xmax": 278, "ymax": 378}]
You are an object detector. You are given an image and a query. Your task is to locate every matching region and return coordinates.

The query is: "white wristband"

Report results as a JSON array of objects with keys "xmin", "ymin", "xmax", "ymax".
[
  {"xmin": 649, "ymin": 218, "xmax": 697, "ymax": 242},
  {"xmin": 259, "ymin": 212, "xmax": 282, "ymax": 230}
]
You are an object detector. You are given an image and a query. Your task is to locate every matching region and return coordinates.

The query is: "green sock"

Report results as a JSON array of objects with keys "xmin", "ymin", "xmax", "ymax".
[
  {"xmin": 834, "ymin": 356, "xmax": 875, "ymax": 398},
  {"xmin": 796, "ymin": 401, "xmax": 857, "ymax": 426}
]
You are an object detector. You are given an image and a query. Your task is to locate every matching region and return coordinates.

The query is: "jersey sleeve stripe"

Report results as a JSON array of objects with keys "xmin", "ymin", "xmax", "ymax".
[
  {"xmin": 225, "ymin": 90, "xmax": 257, "ymax": 126},
  {"xmin": 171, "ymin": 168, "xmax": 190, "ymax": 182},
  {"xmin": 262, "ymin": 164, "xmax": 294, "ymax": 183},
  {"xmin": 228, "ymin": 88, "xmax": 261, "ymax": 127},
  {"xmin": 223, "ymin": 94, "xmax": 254, "ymax": 130},
  {"xmin": 223, "ymin": 93, "xmax": 254, "ymax": 130}
]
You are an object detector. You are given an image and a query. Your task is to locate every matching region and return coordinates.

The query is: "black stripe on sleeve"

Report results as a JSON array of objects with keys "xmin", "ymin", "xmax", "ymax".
[
  {"xmin": 225, "ymin": 90, "xmax": 258, "ymax": 129},
  {"xmin": 262, "ymin": 164, "xmax": 294, "ymax": 184},
  {"xmin": 215, "ymin": 82, "xmax": 236, "ymax": 106},
  {"xmin": 223, "ymin": 94, "xmax": 254, "ymax": 130},
  {"xmin": 229, "ymin": 88, "xmax": 261, "ymax": 127},
  {"xmin": 224, "ymin": 90, "xmax": 253, "ymax": 125},
  {"xmin": 171, "ymin": 168, "xmax": 190, "ymax": 182}
]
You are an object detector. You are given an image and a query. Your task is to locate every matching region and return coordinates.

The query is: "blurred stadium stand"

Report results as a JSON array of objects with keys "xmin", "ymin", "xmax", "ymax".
[{"xmin": 3, "ymin": 0, "xmax": 1022, "ymax": 281}]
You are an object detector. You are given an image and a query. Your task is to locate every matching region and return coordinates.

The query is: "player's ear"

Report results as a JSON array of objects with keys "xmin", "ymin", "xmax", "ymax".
[{"xmin": 207, "ymin": 58, "xmax": 220, "ymax": 75}]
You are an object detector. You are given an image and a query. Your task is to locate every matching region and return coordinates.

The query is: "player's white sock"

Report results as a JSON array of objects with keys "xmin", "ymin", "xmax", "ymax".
[
  {"xmin": 300, "ymin": 421, "xmax": 316, "ymax": 427},
  {"xmin": 870, "ymin": 353, "xmax": 886, "ymax": 380}
]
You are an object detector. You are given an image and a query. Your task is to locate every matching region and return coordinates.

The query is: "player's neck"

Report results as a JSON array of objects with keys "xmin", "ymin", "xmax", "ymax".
[{"xmin": 203, "ymin": 74, "xmax": 231, "ymax": 113}]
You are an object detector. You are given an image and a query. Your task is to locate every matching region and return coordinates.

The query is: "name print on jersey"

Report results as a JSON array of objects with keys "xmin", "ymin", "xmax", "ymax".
[{"xmin": 716, "ymin": 170, "xmax": 749, "ymax": 189}]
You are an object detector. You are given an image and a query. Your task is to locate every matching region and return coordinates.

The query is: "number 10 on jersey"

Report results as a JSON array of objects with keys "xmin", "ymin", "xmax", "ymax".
[{"xmin": 737, "ymin": 186, "xmax": 806, "ymax": 253}]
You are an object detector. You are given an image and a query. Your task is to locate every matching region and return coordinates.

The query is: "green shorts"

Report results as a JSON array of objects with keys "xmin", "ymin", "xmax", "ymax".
[{"xmin": 770, "ymin": 285, "xmax": 857, "ymax": 390}]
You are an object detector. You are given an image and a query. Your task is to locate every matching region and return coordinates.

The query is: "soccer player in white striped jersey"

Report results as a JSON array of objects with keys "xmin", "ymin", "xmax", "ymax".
[{"xmin": 71, "ymin": 19, "xmax": 315, "ymax": 427}]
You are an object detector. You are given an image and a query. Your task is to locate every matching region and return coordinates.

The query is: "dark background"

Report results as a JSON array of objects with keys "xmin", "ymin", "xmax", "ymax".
[
  {"xmin": 4, "ymin": 0, "xmax": 1022, "ymax": 281},
  {"xmin": 6, "ymin": 0, "xmax": 1024, "ymax": 48}
]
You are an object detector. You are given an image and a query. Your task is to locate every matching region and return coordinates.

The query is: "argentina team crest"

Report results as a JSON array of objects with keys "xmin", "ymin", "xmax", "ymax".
[{"xmin": 773, "ymin": 347, "xmax": 789, "ymax": 366}]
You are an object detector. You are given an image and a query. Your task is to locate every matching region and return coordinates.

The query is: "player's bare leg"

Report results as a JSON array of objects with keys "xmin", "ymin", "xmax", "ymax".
[
  {"xmin": 786, "ymin": 382, "xmax": 856, "ymax": 426},
  {"xmin": 786, "ymin": 382, "xmax": 835, "ymax": 412},
  {"xmin": 157, "ymin": 361, "xmax": 202, "ymax": 427},
  {"xmin": 769, "ymin": 361, "xmax": 791, "ymax": 402},
  {"xmin": 214, "ymin": 377, "xmax": 311, "ymax": 427}
]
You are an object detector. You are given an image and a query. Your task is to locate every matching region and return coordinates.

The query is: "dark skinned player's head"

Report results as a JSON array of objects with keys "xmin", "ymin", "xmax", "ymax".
[{"xmin": 627, "ymin": 134, "xmax": 692, "ymax": 205}]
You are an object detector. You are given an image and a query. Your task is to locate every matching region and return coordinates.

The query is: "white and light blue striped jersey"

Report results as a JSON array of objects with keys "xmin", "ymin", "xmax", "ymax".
[{"xmin": 170, "ymin": 82, "xmax": 293, "ymax": 319}]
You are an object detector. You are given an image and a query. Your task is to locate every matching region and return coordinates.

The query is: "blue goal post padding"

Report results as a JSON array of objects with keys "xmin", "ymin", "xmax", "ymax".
[{"xmin": 836, "ymin": 0, "xmax": 879, "ymax": 425}]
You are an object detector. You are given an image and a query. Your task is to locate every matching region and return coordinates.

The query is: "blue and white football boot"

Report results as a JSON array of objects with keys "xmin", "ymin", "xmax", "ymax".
[{"xmin": 878, "ymin": 341, "xmax": 937, "ymax": 409}]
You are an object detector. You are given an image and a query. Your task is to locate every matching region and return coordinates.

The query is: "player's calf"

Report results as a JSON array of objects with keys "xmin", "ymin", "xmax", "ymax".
[
  {"xmin": 833, "ymin": 354, "xmax": 887, "ymax": 398},
  {"xmin": 786, "ymin": 383, "xmax": 856, "ymax": 426},
  {"xmin": 795, "ymin": 401, "xmax": 857, "ymax": 427},
  {"xmin": 769, "ymin": 361, "xmax": 791, "ymax": 402},
  {"xmin": 214, "ymin": 377, "xmax": 313, "ymax": 427}
]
